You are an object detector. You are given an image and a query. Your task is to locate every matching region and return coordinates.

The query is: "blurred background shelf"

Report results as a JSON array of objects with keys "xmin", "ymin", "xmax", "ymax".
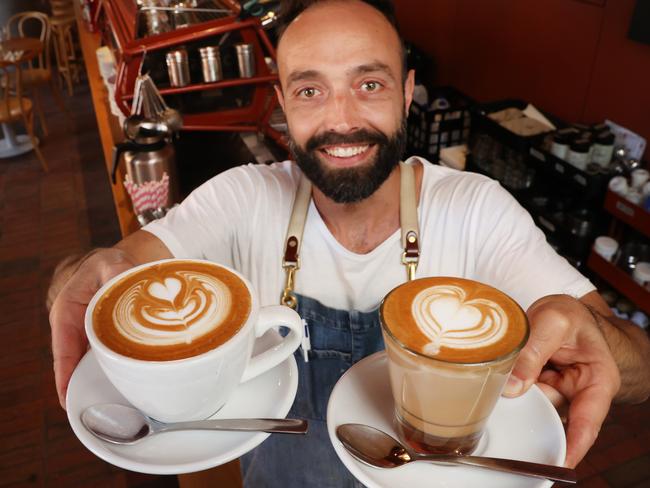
[
  {"xmin": 587, "ymin": 250, "xmax": 650, "ymax": 315},
  {"xmin": 604, "ymin": 190, "xmax": 650, "ymax": 239}
]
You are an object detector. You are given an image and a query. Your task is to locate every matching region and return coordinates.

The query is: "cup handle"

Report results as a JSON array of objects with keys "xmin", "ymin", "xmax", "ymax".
[{"xmin": 240, "ymin": 305, "xmax": 303, "ymax": 383}]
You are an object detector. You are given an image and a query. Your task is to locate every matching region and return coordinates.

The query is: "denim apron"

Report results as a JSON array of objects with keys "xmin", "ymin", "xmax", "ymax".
[{"xmin": 240, "ymin": 162, "xmax": 421, "ymax": 487}]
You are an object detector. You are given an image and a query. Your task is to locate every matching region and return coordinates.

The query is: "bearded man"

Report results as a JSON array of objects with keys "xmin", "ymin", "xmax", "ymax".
[{"xmin": 49, "ymin": 1, "xmax": 650, "ymax": 487}]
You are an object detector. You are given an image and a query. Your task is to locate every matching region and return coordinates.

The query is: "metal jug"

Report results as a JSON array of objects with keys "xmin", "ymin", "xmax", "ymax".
[{"xmin": 111, "ymin": 115, "xmax": 179, "ymax": 209}]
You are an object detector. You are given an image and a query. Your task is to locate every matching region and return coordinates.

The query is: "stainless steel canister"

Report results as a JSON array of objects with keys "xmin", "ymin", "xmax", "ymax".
[
  {"xmin": 199, "ymin": 46, "xmax": 222, "ymax": 83},
  {"xmin": 166, "ymin": 49, "xmax": 190, "ymax": 87},
  {"xmin": 235, "ymin": 43, "xmax": 256, "ymax": 78}
]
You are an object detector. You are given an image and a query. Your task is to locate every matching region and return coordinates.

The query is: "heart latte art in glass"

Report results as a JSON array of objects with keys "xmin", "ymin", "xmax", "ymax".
[
  {"xmin": 92, "ymin": 260, "xmax": 251, "ymax": 361},
  {"xmin": 381, "ymin": 277, "xmax": 528, "ymax": 455},
  {"xmin": 383, "ymin": 277, "xmax": 527, "ymax": 363}
]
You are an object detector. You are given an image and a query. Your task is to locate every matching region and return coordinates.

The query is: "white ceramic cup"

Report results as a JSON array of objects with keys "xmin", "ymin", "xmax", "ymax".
[
  {"xmin": 631, "ymin": 169, "xmax": 649, "ymax": 189},
  {"xmin": 594, "ymin": 236, "xmax": 619, "ymax": 262},
  {"xmin": 633, "ymin": 262, "xmax": 650, "ymax": 289},
  {"xmin": 85, "ymin": 259, "xmax": 303, "ymax": 422},
  {"xmin": 608, "ymin": 176, "xmax": 628, "ymax": 196},
  {"xmin": 642, "ymin": 181, "xmax": 650, "ymax": 198}
]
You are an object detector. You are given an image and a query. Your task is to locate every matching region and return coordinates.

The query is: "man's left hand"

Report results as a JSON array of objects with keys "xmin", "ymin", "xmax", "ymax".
[{"xmin": 502, "ymin": 294, "xmax": 621, "ymax": 468}]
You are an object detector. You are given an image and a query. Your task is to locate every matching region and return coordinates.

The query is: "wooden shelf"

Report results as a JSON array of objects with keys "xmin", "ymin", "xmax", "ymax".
[
  {"xmin": 75, "ymin": 3, "xmax": 139, "ymax": 238},
  {"xmin": 603, "ymin": 190, "xmax": 650, "ymax": 239},
  {"xmin": 587, "ymin": 250, "xmax": 650, "ymax": 315},
  {"xmin": 528, "ymin": 146, "xmax": 606, "ymax": 192}
]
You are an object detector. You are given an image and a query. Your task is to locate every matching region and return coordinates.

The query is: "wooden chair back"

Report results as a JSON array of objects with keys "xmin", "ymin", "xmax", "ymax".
[{"xmin": 6, "ymin": 12, "xmax": 51, "ymax": 71}]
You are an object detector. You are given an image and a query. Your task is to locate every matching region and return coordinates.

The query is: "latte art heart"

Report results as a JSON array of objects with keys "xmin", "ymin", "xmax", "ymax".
[
  {"xmin": 412, "ymin": 285, "xmax": 508, "ymax": 355},
  {"xmin": 113, "ymin": 271, "xmax": 232, "ymax": 346}
]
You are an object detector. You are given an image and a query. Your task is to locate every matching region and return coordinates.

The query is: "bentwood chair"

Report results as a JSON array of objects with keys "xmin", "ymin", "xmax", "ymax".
[
  {"xmin": 0, "ymin": 64, "xmax": 48, "ymax": 171},
  {"xmin": 6, "ymin": 11, "xmax": 66, "ymax": 136}
]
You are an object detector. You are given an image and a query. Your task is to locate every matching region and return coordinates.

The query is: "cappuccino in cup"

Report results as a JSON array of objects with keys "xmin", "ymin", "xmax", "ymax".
[
  {"xmin": 85, "ymin": 259, "xmax": 303, "ymax": 423},
  {"xmin": 380, "ymin": 277, "xmax": 528, "ymax": 455},
  {"xmin": 92, "ymin": 260, "xmax": 251, "ymax": 361}
]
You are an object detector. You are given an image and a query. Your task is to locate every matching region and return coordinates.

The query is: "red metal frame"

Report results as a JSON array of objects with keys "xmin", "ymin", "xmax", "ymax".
[{"xmin": 101, "ymin": 0, "xmax": 285, "ymax": 149}]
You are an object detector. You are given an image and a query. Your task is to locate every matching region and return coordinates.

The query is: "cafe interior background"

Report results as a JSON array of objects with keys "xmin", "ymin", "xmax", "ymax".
[{"xmin": 0, "ymin": 0, "xmax": 649, "ymax": 487}]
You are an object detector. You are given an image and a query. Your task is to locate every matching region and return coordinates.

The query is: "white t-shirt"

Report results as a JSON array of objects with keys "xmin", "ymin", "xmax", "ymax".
[{"xmin": 144, "ymin": 157, "xmax": 595, "ymax": 312}]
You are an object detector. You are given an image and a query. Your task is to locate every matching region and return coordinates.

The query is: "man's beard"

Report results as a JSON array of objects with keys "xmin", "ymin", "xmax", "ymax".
[{"xmin": 289, "ymin": 119, "xmax": 407, "ymax": 204}]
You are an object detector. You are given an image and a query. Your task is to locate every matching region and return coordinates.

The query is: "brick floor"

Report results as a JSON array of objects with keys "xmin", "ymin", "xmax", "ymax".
[{"xmin": 0, "ymin": 82, "xmax": 178, "ymax": 488}]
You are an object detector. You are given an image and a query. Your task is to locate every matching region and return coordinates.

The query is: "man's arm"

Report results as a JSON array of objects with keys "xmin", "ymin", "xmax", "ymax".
[
  {"xmin": 48, "ymin": 230, "xmax": 173, "ymax": 409},
  {"xmin": 579, "ymin": 291, "xmax": 650, "ymax": 404}
]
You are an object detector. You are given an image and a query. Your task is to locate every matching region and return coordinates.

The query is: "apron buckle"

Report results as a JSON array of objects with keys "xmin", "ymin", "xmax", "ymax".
[
  {"xmin": 401, "ymin": 252, "xmax": 419, "ymax": 281},
  {"xmin": 281, "ymin": 260, "xmax": 299, "ymax": 309}
]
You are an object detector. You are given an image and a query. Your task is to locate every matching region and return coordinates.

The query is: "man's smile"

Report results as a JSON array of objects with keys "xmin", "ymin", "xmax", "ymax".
[{"xmin": 318, "ymin": 143, "xmax": 377, "ymax": 167}]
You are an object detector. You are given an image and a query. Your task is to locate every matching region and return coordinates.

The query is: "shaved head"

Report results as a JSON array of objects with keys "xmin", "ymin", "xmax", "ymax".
[{"xmin": 274, "ymin": 0, "xmax": 415, "ymax": 203}]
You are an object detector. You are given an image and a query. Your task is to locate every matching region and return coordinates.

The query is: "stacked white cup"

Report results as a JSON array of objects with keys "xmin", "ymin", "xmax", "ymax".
[{"xmin": 593, "ymin": 236, "xmax": 619, "ymax": 262}]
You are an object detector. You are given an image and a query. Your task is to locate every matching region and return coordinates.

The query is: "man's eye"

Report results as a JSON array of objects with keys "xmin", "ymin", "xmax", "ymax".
[
  {"xmin": 361, "ymin": 81, "xmax": 382, "ymax": 92},
  {"xmin": 299, "ymin": 87, "xmax": 319, "ymax": 98}
]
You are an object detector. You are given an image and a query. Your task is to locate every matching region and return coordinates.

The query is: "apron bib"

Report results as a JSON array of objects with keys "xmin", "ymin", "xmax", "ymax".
[{"xmin": 241, "ymin": 162, "xmax": 421, "ymax": 487}]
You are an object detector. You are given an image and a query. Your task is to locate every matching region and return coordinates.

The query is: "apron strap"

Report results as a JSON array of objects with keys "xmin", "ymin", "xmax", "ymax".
[
  {"xmin": 400, "ymin": 160, "xmax": 420, "ymax": 281},
  {"xmin": 280, "ymin": 161, "xmax": 421, "ymax": 307},
  {"xmin": 281, "ymin": 174, "xmax": 312, "ymax": 308}
]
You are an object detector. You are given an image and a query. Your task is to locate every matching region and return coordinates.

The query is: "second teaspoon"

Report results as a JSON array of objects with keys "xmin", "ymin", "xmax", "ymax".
[
  {"xmin": 82, "ymin": 403, "xmax": 308, "ymax": 445},
  {"xmin": 336, "ymin": 423, "xmax": 576, "ymax": 484}
]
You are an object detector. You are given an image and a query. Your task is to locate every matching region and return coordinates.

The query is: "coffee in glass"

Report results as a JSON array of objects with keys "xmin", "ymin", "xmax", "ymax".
[{"xmin": 380, "ymin": 277, "xmax": 529, "ymax": 455}]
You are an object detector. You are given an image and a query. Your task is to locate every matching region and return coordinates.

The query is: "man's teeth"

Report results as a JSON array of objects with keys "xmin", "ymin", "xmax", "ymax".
[{"xmin": 323, "ymin": 145, "xmax": 369, "ymax": 158}]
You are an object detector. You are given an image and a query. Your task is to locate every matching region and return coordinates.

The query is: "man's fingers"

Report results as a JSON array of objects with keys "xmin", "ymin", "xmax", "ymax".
[
  {"xmin": 49, "ymin": 251, "xmax": 136, "ymax": 409},
  {"xmin": 54, "ymin": 353, "xmax": 85, "ymax": 409},
  {"xmin": 536, "ymin": 371, "xmax": 568, "ymax": 410},
  {"xmin": 50, "ymin": 301, "xmax": 88, "ymax": 409},
  {"xmin": 541, "ymin": 364, "xmax": 615, "ymax": 468},
  {"xmin": 503, "ymin": 305, "xmax": 571, "ymax": 397},
  {"xmin": 563, "ymin": 386, "xmax": 612, "ymax": 468}
]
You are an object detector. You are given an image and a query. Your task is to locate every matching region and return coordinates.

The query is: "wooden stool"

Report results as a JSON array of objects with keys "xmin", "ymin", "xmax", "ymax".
[
  {"xmin": 49, "ymin": 0, "xmax": 75, "ymax": 18},
  {"xmin": 51, "ymin": 14, "xmax": 80, "ymax": 96}
]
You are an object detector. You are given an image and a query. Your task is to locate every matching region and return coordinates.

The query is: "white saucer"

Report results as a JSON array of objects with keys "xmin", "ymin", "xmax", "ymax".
[
  {"xmin": 67, "ymin": 330, "xmax": 298, "ymax": 475},
  {"xmin": 327, "ymin": 352, "xmax": 566, "ymax": 488}
]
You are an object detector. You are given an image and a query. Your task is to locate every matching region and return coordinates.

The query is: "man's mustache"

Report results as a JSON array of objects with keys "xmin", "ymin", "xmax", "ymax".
[{"xmin": 305, "ymin": 129, "xmax": 389, "ymax": 153}]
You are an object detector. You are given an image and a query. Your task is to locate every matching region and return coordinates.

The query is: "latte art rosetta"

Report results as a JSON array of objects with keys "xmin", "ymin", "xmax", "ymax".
[
  {"xmin": 412, "ymin": 285, "xmax": 508, "ymax": 356},
  {"xmin": 113, "ymin": 271, "xmax": 232, "ymax": 346}
]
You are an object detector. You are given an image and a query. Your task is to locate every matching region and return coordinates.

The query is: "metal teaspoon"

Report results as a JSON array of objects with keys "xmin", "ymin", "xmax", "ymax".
[
  {"xmin": 82, "ymin": 403, "xmax": 308, "ymax": 445},
  {"xmin": 336, "ymin": 424, "xmax": 576, "ymax": 484}
]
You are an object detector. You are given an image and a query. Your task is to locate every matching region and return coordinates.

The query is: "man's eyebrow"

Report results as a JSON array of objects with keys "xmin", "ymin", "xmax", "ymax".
[
  {"xmin": 286, "ymin": 69, "xmax": 323, "ymax": 87},
  {"xmin": 350, "ymin": 62, "xmax": 396, "ymax": 81},
  {"xmin": 285, "ymin": 62, "xmax": 396, "ymax": 87}
]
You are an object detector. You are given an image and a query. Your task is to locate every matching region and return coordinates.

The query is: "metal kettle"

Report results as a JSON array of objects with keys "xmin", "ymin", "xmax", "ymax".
[{"xmin": 111, "ymin": 115, "xmax": 178, "ymax": 208}]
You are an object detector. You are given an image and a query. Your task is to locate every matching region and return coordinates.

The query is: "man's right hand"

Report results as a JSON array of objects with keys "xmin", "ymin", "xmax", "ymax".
[
  {"xmin": 47, "ymin": 230, "xmax": 174, "ymax": 409},
  {"xmin": 48, "ymin": 248, "xmax": 136, "ymax": 409}
]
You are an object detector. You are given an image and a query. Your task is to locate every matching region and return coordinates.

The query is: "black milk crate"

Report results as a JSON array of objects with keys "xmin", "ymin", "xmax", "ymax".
[
  {"xmin": 471, "ymin": 99, "xmax": 554, "ymax": 153},
  {"xmin": 406, "ymin": 86, "xmax": 474, "ymax": 162}
]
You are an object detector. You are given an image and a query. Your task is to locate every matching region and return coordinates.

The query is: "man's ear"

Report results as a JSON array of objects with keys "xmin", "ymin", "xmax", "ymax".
[
  {"xmin": 403, "ymin": 69, "xmax": 415, "ymax": 114},
  {"xmin": 274, "ymin": 84, "xmax": 286, "ymax": 112}
]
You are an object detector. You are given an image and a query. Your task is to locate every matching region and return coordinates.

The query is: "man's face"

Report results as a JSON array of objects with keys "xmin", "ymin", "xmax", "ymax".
[{"xmin": 276, "ymin": 0, "xmax": 415, "ymax": 203}]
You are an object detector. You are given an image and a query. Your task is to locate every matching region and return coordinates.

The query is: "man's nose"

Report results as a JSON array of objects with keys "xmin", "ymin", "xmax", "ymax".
[{"xmin": 323, "ymin": 91, "xmax": 362, "ymax": 134}]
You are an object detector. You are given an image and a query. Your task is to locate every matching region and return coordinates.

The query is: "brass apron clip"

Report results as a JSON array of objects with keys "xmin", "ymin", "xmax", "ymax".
[
  {"xmin": 281, "ymin": 235, "xmax": 300, "ymax": 309},
  {"xmin": 401, "ymin": 230, "xmax": 419, "ymax": 281}
]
